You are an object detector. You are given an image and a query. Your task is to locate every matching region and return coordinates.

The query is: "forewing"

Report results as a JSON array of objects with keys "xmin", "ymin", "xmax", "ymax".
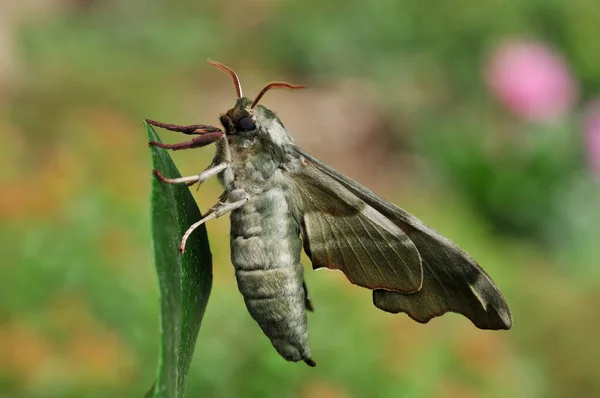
[
  {"xmin": 288, "ymin": 156, "xmax": 423, "ymax": 294},
  {"xmin": 288, "ymin": 145, "xmax": 512, "ymax": 330}
]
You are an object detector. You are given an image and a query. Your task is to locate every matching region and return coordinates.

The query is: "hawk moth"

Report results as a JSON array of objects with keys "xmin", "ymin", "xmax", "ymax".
[{"xmin": 147, "ymin": 60, "xmax": 512, "ymax": 367}]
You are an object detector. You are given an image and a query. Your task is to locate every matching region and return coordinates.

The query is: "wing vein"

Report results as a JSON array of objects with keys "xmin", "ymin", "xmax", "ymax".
[
  {"xmin": 355, "ymin": 216, "xmax": 395, "ymax": 283},
  {"xmin": 319, "ymin": 215, "xmax": 349, "ymax": 276},
  {"xmin": 337, "ymin": 216, "xmax": 375, "ymax": 283},
  {"xmin": 343, "ymin": 216, "xmax": 387, "ymax": 284},
  {"xmin": 326, "ymin": 215, "xmax": 369, "ymax": 282},
  {"xmin": 359, "ymin": 216, "xmax": 402, "ymax": 282}
]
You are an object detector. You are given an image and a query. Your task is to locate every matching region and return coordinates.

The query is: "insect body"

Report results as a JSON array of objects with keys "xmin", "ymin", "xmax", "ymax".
[{"xmin": 147, "ymin": 60, "xmax": 512, "ymax": 367}]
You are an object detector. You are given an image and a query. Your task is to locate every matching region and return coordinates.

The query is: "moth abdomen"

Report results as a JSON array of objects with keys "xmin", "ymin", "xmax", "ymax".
[
  {"xmin": 230, "ymin": 144, "xmax": 314, "ymax": 366},
  {"xmin": 236, "ymin": 263, "xmax": 313, "ymax": 365},
  {"xmin": 235, "ymin": 266, "xmax": 303, "ymax": 299}
]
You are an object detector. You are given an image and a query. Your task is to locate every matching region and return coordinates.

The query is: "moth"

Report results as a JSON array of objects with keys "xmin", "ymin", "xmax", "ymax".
[{"xmin": 147, "ymin": 60, "xmax": 512, "ymax": 367}]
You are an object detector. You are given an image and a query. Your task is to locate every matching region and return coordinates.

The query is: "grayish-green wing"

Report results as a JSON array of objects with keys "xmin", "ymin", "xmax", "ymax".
[
  {"xmin": 287, "ymin": 154, "xmax": 424, "ymax": 294},
  {"xmin": 287, "ymin": 145, "xmax": 512, "ymax": 330}
]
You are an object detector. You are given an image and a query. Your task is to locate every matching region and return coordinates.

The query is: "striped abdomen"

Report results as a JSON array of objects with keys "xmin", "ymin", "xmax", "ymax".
[{"xmin": 229, "ymin": 188, "xmax": 314, "ymax": 365}]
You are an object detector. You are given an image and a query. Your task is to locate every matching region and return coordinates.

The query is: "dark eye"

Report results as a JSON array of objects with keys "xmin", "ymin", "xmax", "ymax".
[{"xmin": 236, "ymin": 116, "xmax": 256, "ymax": 132}]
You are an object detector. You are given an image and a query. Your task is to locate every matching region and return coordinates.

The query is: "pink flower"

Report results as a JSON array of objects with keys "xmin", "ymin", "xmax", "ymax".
[
  {"xmin": 485, "ymin": 39, "xmax": 579, "ymax": 123},
  {"xmin": 584, "ymin": 99, "xmax": 600, "ymax": 177}
]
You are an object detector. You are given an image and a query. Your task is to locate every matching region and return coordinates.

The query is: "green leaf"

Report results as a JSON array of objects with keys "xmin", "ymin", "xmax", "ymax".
[{"xmin": 145, "ymin": 122, "xmax": 213, "ymax": 398}]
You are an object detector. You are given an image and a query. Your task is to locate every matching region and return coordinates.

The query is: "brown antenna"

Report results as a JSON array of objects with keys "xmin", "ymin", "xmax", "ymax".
[
  {"xmin": 251, "ymin": 82, "xmax": 307, "ymax": 109},
  {"xmin": 208, "ymin": 59, "xmax": 243, "ymax": 98}
]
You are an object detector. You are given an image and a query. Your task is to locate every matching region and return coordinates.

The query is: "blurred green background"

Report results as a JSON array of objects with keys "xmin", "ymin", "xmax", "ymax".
[{"xmin": 2, "ymin": 1, "xmax": 600, "ymax": 397}]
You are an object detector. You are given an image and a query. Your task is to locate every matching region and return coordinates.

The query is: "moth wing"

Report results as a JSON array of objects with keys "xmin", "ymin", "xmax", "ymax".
[
  {"xmin": 287, "ymin": 152, "xmax": 424, "ymax": 294},
  {"xmin": 287, "ymin": 145, "xmax": 512, "ymax": 330}
]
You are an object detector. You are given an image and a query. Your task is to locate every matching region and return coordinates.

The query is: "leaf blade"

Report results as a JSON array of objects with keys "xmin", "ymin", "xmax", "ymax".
[{"xmin": 146, "ymin": 122, "xmax": 213, "ymax": 398}]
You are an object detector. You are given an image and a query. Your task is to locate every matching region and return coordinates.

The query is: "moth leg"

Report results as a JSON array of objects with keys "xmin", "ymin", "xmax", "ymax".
[
  {"xmin": 180, "ymin": 197, "xmax": 248, "ymax": 253},
  {"xmin": 148, "ymin": 132, "xmax": 223, "ymax": 151},
  {"xmin": 146, "ymin": 119, "xmax": 223, "ymax": 135},
  {"xmin": 153, "ymin": 163, "xmax": 228, "ymax": 186},
  {"xmin": 199, "ymin": 192, "xmax": 229, "ymax": 217},
  {"xmin": 303, "ymin": 281, "xmax": 314, "ymax": 312},
  {"xmin": 192, "ymin": 162, "xmax": 220, "ymax": 191}
]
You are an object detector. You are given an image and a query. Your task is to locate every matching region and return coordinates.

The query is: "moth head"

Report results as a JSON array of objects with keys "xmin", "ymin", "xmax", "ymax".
[{"xmin": 209, "ymin": 59, "xmax": 305, "ymax": 143}]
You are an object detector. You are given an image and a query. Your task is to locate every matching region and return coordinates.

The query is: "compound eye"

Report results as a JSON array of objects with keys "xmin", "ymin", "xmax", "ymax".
[{"xmin": 236, "ymin": 116, "xmax": 256, "ymax": 132}]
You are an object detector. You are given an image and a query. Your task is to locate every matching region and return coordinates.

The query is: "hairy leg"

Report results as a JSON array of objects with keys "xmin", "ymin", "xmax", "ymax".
[
  {"xmin": 153, "ymin": 163, "xmax": 228, "ymax": 186},
  {"xmin": 146, "ymin": 119, "xmax": 223, "ymax": 135},
  {"xmin": 180, "ymin": 198, "xmax": 248, "ymax": 253}
]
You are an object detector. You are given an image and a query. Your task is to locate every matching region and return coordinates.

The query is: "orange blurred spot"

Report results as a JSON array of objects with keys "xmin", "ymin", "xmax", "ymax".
[
  {"xmin": 67, "ymin": 327, "xmax": 135, "ymax": 384},
  {"xmin": 96, "ymin": 226, "xmax": 133, "ymax": 267},
  {"xmin": 0, "ymin": 144, "xmax": 83, "ymax": 221},
  {"xmin": 0, "ymin": 321, "xmax": 52, "ymax": 382},
  {"xmin": 74, "ymin": 107, "xmax": 148, "ymax": 200},
  {"xmin": 384, "ymin": 316, "xmax": 439, "ymax": 374},
  {"xmin": 301, "ymin": 381, "xmax": 352, "ymax": 398},
  {"xmin": 434, "ymin": 379, "xmax": 481, "ymax": 398},
  {"xmin": 50, "ymin": 294, "xmax": 136, "ymax": 385},
  {"xmin": 50, "ymin": 294, "xmax": 97, "ymax": 330},
  {"xmin": 451, "ymin": 324, "xmax": 511, "ymax": 375}
]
